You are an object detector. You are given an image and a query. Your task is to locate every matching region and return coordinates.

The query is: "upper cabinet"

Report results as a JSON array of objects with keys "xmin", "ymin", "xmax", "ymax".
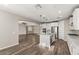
[
  {"xmin": 40, "ymin": 23, "xmax": 58, "ymax": 35},
  {"xmin": 69, "ymin": 16, "xmax": 74, "ymax": 30},
  {"xmin": 70, "ymin": 8, "xmax": 79, "ymax": 30}
]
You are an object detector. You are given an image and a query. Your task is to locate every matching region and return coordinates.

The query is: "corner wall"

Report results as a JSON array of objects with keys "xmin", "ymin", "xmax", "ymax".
[{"xmin": 0, "ymin": 10, "xmax": 19, "ymax": 50}]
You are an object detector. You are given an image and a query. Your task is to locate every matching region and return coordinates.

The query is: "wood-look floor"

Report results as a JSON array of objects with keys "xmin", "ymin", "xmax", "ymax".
[
  {"xmin": 53, "ymin": 39, "xmax": 71, "ymax": 55},
  {"xmin": 0, "ymin": 34, "xmax": 71, "ymax": 55}
]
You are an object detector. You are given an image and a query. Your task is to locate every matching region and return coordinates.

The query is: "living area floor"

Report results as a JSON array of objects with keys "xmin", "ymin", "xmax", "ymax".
[{"xmin": 0, "ymin": 34, "xmax": 71, "ymax": 55}]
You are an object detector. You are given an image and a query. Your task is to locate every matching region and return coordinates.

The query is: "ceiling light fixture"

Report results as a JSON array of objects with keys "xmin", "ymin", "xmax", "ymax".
[
  {"xmin": 40, "ymin": 14, "xmax": 49, "ymax": 22},
  {"xmin": 56, "ymin": 16, "xmax": 62, "ymax": 20},
  {"xmin": 35, "ymin": 4, "xmax": 42, "ymax": 9},
  {"xmin": 40, "ymin": 15, "xmax": 47, "ymax": 19}
]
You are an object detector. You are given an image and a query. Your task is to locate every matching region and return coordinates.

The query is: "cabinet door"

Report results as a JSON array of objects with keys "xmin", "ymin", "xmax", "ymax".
[
  {"xmin": 69, "ymin": 17, "xmax": 74, "ymax": 29},
  {"xmin": 73, "ymin": 9, "xmax": 79, "ymax": 30},
  {"xmin": 73, "ymin": 13, "xmax": 77, "ymax": 29},
  {"xmin": 76, "ymin": 12, "xmax": 79, "ymax": 30}
]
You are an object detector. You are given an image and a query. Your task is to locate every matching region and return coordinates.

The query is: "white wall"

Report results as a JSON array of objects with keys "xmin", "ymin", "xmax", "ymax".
[
  {"xmin": 33, "ymin": 25, "xmax": 40, "ymax": 34},
  {"xmin": 0, "ymin": 10, "xmax": 19, "ymax": 50},
  {"xmin": 19, "ymin": 24, "xmax": 26, "ymax": 34}
]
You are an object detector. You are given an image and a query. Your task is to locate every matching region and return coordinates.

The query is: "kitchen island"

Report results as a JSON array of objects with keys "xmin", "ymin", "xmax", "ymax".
[{"xmin": 39, "ymin": 34, "xmax": 53, "ymax": 48}]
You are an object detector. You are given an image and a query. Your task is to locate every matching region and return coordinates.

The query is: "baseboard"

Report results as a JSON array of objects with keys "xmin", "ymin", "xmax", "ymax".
[{"xmin": 0, "ymin": 42, "xmax": 19, "ymax": 51}]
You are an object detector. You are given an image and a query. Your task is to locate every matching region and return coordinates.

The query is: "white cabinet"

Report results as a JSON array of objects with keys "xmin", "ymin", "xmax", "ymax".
[
  {"xmin": 71, "ymin": 8, "xmax": 79, "ymax": 30},
  {"xmin": 40, "ymin": 23, "xmax": 51, "ymax": 35},
  {"xmin": 69, "ymin": 17, "xmax": 74, "ymax": 29},
  {"xmin": 39, "ymin": 35, "xmax": 51, "ymax": 48}
]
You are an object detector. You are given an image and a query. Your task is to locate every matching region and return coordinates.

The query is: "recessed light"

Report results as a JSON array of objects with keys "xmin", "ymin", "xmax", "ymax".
[
  {"xmin": 58, "ymin": 10, "xmax": 62, "ymax": 14},
  {"xmin": 56, "ymin": 16, "xmax": 62, "ymax": 20}
]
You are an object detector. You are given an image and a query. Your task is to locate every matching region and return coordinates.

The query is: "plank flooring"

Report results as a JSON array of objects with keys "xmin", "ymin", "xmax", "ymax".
[
  {"xmin": 53, "ymin": 39, "xmax": 71, "ymax": 55},
  {"xmin": 0, "ymin": 34, "xmax": 71, "ymax": 55}
]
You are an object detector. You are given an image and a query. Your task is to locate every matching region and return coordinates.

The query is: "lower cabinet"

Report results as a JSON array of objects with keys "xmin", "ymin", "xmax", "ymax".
[
  {"xmin": 68, "ymin": 38, "xmax": 79, "ymax": 55},
  {"xmin": 39, "ymin": 35, "xmax": 51, "ymax": 48}
]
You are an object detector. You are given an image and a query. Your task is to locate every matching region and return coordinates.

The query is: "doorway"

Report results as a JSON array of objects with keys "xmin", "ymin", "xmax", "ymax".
[{"xmin": 50, "ymin": 26, "xmax": 59, "ymax": 45}]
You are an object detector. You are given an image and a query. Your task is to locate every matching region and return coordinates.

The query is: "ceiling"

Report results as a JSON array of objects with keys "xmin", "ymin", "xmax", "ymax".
[{"xmin": 0, "ymin": 4, "xmax": 78, "ymax": 23}]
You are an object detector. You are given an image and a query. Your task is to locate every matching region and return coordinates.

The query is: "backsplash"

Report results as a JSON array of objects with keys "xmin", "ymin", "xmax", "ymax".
[{"xmin": 69, "ymin": 30, "xmax": 79, "ymax": 34}]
